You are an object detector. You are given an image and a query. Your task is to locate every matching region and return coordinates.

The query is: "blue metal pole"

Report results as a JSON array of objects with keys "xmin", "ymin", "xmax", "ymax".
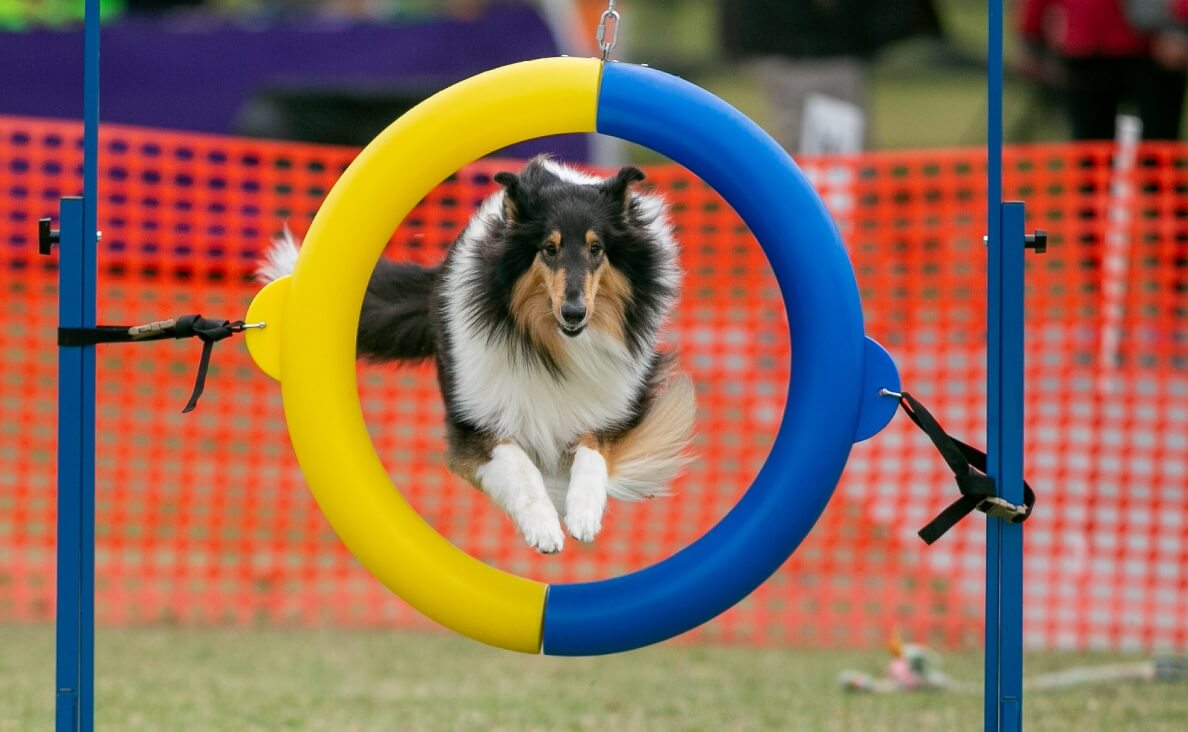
[
  {"xmin": 988, "ymin": 202, "xmax": 1026, "ymax": 730},
  {"xmin": 54, "ymin": 197, "xmax": 84, "ymax": 732},
  {"xmin": 55, "ymin": 0, "xmax": 100, "ymax": 729},
  {"xmin": 983, "ymin": 0, "xmax": 1004, "ymax": 718},
  {"xmin": 80, "ymin": 0, "xmax": 100, "ymax": 726},
  {"xmin": 987, "ymin": 2, "xmax": 1003, "ymax": 241},
  {"xmin": 985, "ymin": 0, "xmax": 1025, "ymax": 728}
]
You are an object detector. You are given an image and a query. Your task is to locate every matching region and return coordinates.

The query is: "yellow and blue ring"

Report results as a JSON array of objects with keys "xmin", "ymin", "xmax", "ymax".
[{"xmin": 245, "ymin": 57, "xmax": 899, "ymax": 656}]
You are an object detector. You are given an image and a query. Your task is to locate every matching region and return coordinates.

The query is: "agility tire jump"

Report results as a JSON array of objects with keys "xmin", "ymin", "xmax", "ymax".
[{"xmin": 244, "ymin": 57, "xmax": 900, "ymax": 656}]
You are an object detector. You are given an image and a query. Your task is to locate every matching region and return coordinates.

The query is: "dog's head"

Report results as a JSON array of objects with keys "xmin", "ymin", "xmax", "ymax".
[{"xmin": 494, "ymin": 158, "xmax": 645, "ymax": 339}]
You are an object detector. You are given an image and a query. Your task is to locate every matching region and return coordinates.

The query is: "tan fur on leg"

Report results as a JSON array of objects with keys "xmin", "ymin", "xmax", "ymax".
[{"xmin": 604, "ymin": 369, "xmax": 696, "ymax": 501}]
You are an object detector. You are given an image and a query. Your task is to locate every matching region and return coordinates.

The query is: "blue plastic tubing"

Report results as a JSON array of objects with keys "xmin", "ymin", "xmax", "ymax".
[{"xmin": 541, "ymin": 63, "xmax": 867, "ymax": 655}]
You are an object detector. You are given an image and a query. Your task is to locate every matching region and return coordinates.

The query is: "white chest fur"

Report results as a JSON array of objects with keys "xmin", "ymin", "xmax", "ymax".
[{"xmin": 446, "ymin": 320, "xmax": 647, "ymax": 474}]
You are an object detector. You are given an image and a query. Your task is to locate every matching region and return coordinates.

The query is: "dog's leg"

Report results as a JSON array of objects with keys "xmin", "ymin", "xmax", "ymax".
[
  {"xmin": 474, "ymin": 443, "xmax": 565, "ymax": 554},
  {"xmin": 444, "ymin": 412, "xmax": 563, "ymax": 553},
  {"xmin": 565, "ymin": 438, "xmax": 608, "ymax": 543}
]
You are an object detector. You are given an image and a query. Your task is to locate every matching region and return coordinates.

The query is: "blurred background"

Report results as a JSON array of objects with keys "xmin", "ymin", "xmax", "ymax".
[
  {"xmin": 2, "ymin": 1, "xmax": 1188, "ymax": 730},
  {"xmin": 6, "ymin": 0, "xmax": 1184, "ymax": 153}
]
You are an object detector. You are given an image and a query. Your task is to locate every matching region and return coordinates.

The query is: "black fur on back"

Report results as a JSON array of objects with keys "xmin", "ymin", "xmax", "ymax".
[{"xmin": 356, "ymin": 258, "xmax": 440, "ymax": 361}]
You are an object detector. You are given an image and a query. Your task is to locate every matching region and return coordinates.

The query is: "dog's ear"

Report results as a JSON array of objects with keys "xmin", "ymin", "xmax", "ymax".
[
  {"xmin": 494, "ymin": 171, "xmax": 525, "ymax": 222},
  {"xmin": 601, "ymin": 166, "xmax": 646, "ymax": 213}
]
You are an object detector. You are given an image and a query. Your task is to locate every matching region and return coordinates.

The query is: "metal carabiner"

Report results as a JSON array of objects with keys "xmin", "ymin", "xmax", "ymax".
[{"xmin": 596, "ymin": 2, "xmax": 621, "ymax": 61}]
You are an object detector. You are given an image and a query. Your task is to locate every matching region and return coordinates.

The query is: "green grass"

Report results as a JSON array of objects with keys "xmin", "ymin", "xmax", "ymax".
[{"xmin": 3, "ymin": 625, "xmax": 1186, "ymax": 731}]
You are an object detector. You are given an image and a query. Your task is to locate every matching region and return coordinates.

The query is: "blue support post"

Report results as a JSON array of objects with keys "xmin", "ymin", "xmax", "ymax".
[
  {"xmin": 53, "ymin": 199, "xmax": 97, "ymax": 731},
  {"xmin": 55, "ymin": 0, "xmax": 100, "ymax": 729},
  {"xmin": 985, "ymin": 202, "xmax": 1026, "ymax": 730},
  {"xmin": 985, "ymin": 0, "xmax": 1026, "ymax": 728},
  {"xmin": 54, "ymin": 197, "xmax": 86, "ymax": 732}
]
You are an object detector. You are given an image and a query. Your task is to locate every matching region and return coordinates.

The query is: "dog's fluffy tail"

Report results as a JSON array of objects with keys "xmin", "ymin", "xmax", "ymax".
[
  {"xmin": 357, "ymin": 258, "xmax": 439, "ymax": 361},
  {"xmin": 257, "ymin": 228, "xmax": 439, "ymax": 362},
  {"xmin": 256, "ymin": 225, "xmax": 302, "ymax": 283},
  {"xmin": 606, "ymin": 370, "xmax": 697, "ymax": 501}
]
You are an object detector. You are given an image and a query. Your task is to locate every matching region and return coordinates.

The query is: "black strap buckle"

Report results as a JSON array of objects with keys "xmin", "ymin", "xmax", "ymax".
[
  {"xmin": 977, "ymin": 496, "xmax": 1029, "ymax": 522},
  {"xmin": 886, "ymin": 390, "xmax": 1036, "ymax": 544}
]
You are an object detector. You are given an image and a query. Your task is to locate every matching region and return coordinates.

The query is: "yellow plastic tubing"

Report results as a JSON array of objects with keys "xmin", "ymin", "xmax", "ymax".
[{"xmin": 278, "ymin": 57, "xmax": 601, "ymax": 653}]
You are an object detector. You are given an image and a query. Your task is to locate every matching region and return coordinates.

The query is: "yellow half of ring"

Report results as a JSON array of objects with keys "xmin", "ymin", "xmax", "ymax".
[{"xmin": 253, "ymin": 57, "xmax": 603, "ymax": 653}]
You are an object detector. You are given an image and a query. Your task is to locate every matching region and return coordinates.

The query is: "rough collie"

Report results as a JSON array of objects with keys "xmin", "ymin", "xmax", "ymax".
[{"xmin": 259, "ymin": 156, "xmax": 695, "ymax": 553}]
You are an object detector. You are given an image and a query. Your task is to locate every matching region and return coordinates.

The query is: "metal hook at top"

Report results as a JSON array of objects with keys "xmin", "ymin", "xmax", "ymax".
[{"xmin": 596, "ymin": 1, "xmax": 621, "ymax": 61}]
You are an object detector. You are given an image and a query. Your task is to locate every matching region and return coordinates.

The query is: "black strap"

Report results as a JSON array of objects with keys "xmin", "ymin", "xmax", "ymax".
[
  {"xmin": 184, "ymin": 339, "xmax": 217, "ymax": 414},
  {"xmin": 894, "ymin": 391, "xmax": 1035, "ymax": 544},
  {"xmin": 59, "ymin": 315, "xmax": 247, "ymax": 413}
]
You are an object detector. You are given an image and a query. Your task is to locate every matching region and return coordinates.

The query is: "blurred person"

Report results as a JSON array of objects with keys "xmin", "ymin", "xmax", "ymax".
[
  {"xmin": 1127, "ymin": 0, "xmax": 1188, "ymax": 70},
  {"xmin": 720, "ymin": 0, "xmax": 944, "ymax": 152},
  {"xmin": 1018, "ymin": 0, "xmax": 1188, "ymax": 140}
]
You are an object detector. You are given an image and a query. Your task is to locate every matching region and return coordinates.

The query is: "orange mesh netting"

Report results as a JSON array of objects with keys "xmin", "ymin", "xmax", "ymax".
[{"xmin": 1, "ymin": 116, "xmax": 1186, "ymax": 651}]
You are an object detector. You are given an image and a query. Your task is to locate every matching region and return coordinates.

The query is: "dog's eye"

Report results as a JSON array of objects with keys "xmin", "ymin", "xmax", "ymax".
[
  {"xmin": 543, "ymin": 243, "xmax": 558, "ymax": 257},
  {"xmin": 589, "ymin": 243, "xmax": 603, "ymax": 257}
]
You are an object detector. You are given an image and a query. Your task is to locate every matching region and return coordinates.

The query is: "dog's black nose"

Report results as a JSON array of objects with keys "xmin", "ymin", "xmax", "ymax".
[{"xmin": 561, "ymin": 302, "xmax": 587, "ymax": 325}]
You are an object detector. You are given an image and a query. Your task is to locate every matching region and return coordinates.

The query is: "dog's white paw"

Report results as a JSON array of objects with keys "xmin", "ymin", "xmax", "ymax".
[
  {"xmin": 565, "ymin": 445, "xmax": 608, "ymax": 543},
  {"xmin": 565, "ymin": 489, "xmax": 604, "ymax": 543},
  {"xmin": 476, "ymin": 443, "xmax": 565, "ymax": 554},
  {"xmin": 520, "ymin": 500, "xmax": 566, "ymax": 554}
]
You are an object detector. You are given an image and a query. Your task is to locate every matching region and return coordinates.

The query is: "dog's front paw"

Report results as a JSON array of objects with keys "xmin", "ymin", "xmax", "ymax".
[
  {"xmin": 565, "ymin": 445, "xmax": 608, "ymax": 543},
  {"xmin": 520, "ymin": 500, "xmax": 565, "ymax": 554},
  {"xmin": 475, "ymin": 443, "xmax": 565, "ymax": 554},
  {"xmin": 565, "ymin": 489, "xmax": 604, "ymax": 543}
]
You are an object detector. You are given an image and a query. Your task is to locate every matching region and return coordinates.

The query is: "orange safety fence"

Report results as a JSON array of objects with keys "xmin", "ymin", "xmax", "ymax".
[{"xmin": 1, "ymin": 116, "xmax": 1186, "ymax": 652}]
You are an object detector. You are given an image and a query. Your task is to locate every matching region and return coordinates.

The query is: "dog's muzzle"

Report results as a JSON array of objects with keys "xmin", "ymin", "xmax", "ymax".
[{"xmin": 560, "ymin": 301, "xmax": 587, "ymax": 336}]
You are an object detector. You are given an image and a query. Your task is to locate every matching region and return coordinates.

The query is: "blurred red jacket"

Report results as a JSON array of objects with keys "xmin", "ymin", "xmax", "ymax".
[{"xmin": 1019, "ymin": 0, "xmax": 1149, "ymax": 56}]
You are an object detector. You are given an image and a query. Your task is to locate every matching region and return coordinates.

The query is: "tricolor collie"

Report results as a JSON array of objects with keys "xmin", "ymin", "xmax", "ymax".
[{"xmin": 260, "ymin": 157, "xmax": 695, "ymax": 553}]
